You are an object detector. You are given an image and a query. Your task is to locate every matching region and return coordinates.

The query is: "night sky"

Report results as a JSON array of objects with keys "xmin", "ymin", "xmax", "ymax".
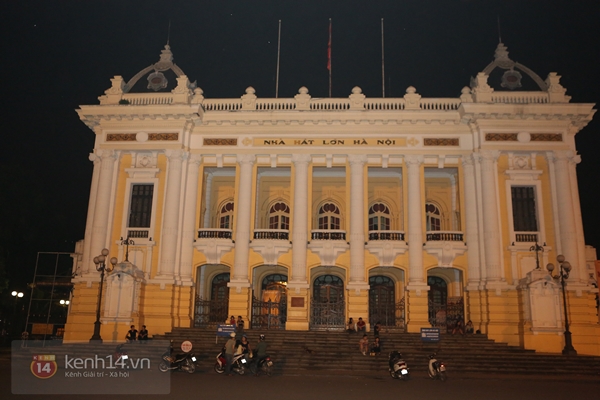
[{"xmin": 1, "ymin": 0, "xmax": 599, "ymax": 291}]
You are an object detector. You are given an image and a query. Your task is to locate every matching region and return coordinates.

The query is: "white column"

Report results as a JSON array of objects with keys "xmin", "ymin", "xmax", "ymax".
[
  {"xmin": 290, "ymin": 154, "xmax": 311, "ymax": 285},
  {"xmin": 81, "ymin": 153, "xmax": 101, "ymax": 275},
  {"xmin": 203, "ymin": 173, "xmax": 214, "ymax": 229},
  {"xmin": 348, "ymin": 154, "xmax": 367, "ymax": 285},
  {"xmin": 179, "ymin": 154, "xmax": 202, "ymax": 282},
  {"xmin": 553, "ymin": 151, "xmax": 581, "ymax": 281},
  {"xmin": 230, "ymin": 154, "xmax": 255, "ymax": 285},
  {"xmin": 88, "ymin": 149, "xmax": 117, "ymax": 276},
  {"xmin": 462, "ymin": 155, "xmax": 482, "ymax": 286},
  {"xmin": 405, "ymin": 155, "xmax": 425, "ymax": 285},
  {"xmin": 157, "ymin": 150, "xmax": 185, "ymax": 277},
  {"xmin": 478, "ymin": 150, "xmax": 503, "ymax": 282},
  {"xmin": 568, "ymin": 154, "xmax": 587, "ymax": 283}
]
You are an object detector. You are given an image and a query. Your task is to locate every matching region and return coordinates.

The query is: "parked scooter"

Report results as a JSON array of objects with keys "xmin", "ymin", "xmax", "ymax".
[
  {"xmin": 113, "ymin": 344, "xmax": 129, "ymax": 368},
  {"xmin": 159, "ymin": 343, "xmax": 197, "ymax": 374},
  {"xmin": 249, "ymin": 355, "xmax": 274, "ymax": 376},
  {"xmin": 214, "ymin": 349, "xmax": 249, "ymax": 375},
  {"xmin": 388, "ymin": 351, "xmax": 410, "ymax": 380},
  {"xmin": 427, "ymin": 353, "xmax": 447, "ymax": 381}
]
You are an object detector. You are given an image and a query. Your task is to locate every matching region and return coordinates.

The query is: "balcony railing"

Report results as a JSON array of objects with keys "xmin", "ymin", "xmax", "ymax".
[
  {"xmin": 197, "ymin": 228, "xmax": 233, "ymax": 239},
  {"xmin": 127, "ymin": 230, "xmax": 149, "ymax": 239},
  {"xmin": 253, "ymin": 229, "xmax": 289, "ymax": 240},
  {"xmin": 368, "ymin": 231, "xmax": 405, "ymax": 241},
  {"xmin": 515, "ymin": 232, "xmax": 539, "ymax": 243},
  {"xmin": 426, "ymin": 231, "xmax": 464, "ymax": 242},
  {"xmin": 311, "ymin": 230, "xmax": 346, "ymax": 241}
]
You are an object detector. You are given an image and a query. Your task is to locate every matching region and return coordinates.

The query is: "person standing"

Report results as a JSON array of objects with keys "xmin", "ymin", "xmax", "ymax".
[
  {"xmin": 224, "ymin": 332, "xmax": 237, "ymax": 376},
  {"xmin": 373, "ymin": 321, "xmax": 381, "ymax": 338}
]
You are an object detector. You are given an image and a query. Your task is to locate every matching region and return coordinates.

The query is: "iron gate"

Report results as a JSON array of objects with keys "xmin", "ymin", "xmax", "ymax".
[
  {"xmin": 310, "ymin": 298, "xmax": 345, "ymax": 330},
  {"xmin": 251, "ymin": 296, "xmax": 287, "ymax": 330},
  {"xmin": 194, "ymin": 297, "xmax": 229, "ymax": 328},
  {"xmin": 369, "ymin": 298, "xmax": 406, "ymax": 329},
  {"xmin": 428, "ymin": 296, "xmax": 464, "ymax": 333}
]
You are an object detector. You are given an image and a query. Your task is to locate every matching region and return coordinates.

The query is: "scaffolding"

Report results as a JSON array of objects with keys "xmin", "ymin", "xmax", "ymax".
[{"xmin": 24, "ymin": 251, "xmax": 76, "ymax": 344}]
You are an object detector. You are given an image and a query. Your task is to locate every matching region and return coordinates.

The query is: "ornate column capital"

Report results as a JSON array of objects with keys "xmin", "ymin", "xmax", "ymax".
[
  {"xmin": 95, "ymin": 149, "xmax": 117, "ymax": 160},
  {"xmin": 165, "ymin": 149, "xmax": 185, "ymax": 161},
  {"xmin": 478, "ymin": 150, "xmax": 500, "ymax": 162},
  {"xmin": 236, "ymin": 154, "xmax": 256, "ymax": 166},
  {"xmin": 461, "ymin": 154, "xmax": 475, "ymax": 167},
  {"xmin": 404, "ymin": 154, "xmax": 423, "ymax": 167},
  {"xmin": 291, "ymin": 154, "xmax": 312, "ymax": 165},
  {"xmin": 188, "ymin": 154, "xmax": 203, "ymax": 166},
  {"xmin": 348, "ymin": 154, "xmax": 368, "ymax": 165}
]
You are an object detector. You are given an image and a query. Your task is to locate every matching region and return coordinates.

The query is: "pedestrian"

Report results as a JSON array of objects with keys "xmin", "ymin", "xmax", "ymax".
[
  {"xmin": 370, "ymin": 337, "xmax": 381, "ymax": 356},
  {"xmin": 465, "ymin": 320, "xmax": 474, "ymax": 335},
  {"xmin": 126, "ymin": 325, "xmax": 138, "ymax": 342},
  {"xmin": 373, "ymin": 321, "xmax": 381, "ymax": 338},
  {"xmin": 229, "ymin": 315, "xmax": 236, "ymax": 325},
  {"xmin": 356, "ymin": 317, "xmax": 366, "ymax": 333},
  {"xmin": 224, "ymin": 332, "xmax": 236, "ymax": 376},
  {"xmin": 138, "ymin": 325, "xmax": 149, "ymax": 342},
  {"xmin": 452, "ymin": 319, "xmax": 464, "ymax": 335},
  {"xmin": 359, "ymin": 334, "xmax": 369, "ymax": 355},
  {"xmin": 347, "ymin": 318, "xmax": 356, "ymax": 333},
  {"xmin": 237, "ymin": 315, "xmax": 245, "ymax": 332}
]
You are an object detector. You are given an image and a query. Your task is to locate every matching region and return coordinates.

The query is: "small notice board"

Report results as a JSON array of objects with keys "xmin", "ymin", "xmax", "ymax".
[{"xmin": 420, "ymin": 327, "xmax": 440, "ymax": 342}]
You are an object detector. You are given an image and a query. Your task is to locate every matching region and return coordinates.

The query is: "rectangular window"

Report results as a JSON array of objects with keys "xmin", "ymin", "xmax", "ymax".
[
  {"xmin": 128, "ymin": 184, "xmax": 154, "ymax": 228},
  {"xmin": 511, "ymin": 186, "xmax": 538, "ymax": 232}
]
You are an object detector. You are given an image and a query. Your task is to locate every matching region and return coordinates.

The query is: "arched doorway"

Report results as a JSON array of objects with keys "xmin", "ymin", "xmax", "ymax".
[
  {"xmin": 251, "ymin": 273, "xmax": 288, "ymax": 330},
  {"xmin": 427, "ymin": 275, "xmax": 449, "ymax": 331},
  {"xmin": 195, "ymin": 272, "xmax": 229, "ymax": 327},
  {"xmin": 310, "ymin": 275, "xmax": 345, "ymax": 330},
  {"xmin": 369, "ymin": 275, "xmax": 404, "ymax": 328}
]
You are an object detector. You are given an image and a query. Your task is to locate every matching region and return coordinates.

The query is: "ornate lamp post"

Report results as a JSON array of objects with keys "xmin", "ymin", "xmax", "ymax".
[
  {"xmin": 529, "ymin": 242, "xmax": 545, "ymax": 270},
  {"xmin": 546, "ymin": 254, "xmax": 577, "ymax": 356},
  {"xmin": 90, "ymin": 248, "xmax": 117, "ymax": 343}
]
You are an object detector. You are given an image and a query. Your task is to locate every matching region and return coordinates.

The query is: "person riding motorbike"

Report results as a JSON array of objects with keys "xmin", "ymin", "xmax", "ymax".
[{"xmin": 253, "ymin": 334, "xmax": 268, "ymax": 375}]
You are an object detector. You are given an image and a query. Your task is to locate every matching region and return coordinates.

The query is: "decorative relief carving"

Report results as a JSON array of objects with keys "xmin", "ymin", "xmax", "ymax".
[
  {"xmin": 486, "ymin": 133, "xmax": 562, "ymax": 142},
  {"xmin": 424, "ymin": 138, "xmax": 459, "ymax": 146},
  {"xmin": 149, "ymin": 133, "xmax": 178, "ymax": 141},
  {"xmin": 107, "ymin": 133, "xmax": 136, "ymax": 141},
  {"xmin": 203, "ymin": 138, "xmax": 238, "ymax": 146},
  {"xmin": 107, "ymin": 133, "xmax": 179, "ymax": 141},
  {"xmin": 531, "ymin": 133, "xmax": 562, "ymax": 142},
  {"xmin": 485, "ymin": 133, "xmax": 518, "ymax": 141}
]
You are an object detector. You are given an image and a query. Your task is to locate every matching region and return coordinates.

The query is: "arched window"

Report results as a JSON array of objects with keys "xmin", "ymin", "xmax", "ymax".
[
  {"xmin": 313, "ymin": 275, "xmax": 344, "ymax": 303},
  {"xmin": 211, "ymin": 273, "xmax": 230, "ymax": 301},
  {"xmin": 219, "ymin": 201, "xmax": 234, "ymax": 229},
  {"xmin": 269, "ymin": 202, "xmax": 290, "ymax": 230},
  {"xmin": 261, "ymin": 273, "xmax": 288, "ymax": 292},
  {"xmin": 317, "ymin": 202, "xmax": 341, "ymax": 230},
  {"xmin": 426, "ymin": 202, "xmax": 441, "ymax": 231},
  {"xmin": 368, "ymin": 202, "xmax": 391, "ymax": 231}
]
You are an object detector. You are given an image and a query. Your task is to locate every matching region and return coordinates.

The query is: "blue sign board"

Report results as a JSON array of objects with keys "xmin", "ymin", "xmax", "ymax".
[
  {"xmin": 216, "ymin": 324, "xmax": 236, "ymax": 337},
  {"xmin": 420, "ymin": 327, "xmax": 440, "ymax": 342}
]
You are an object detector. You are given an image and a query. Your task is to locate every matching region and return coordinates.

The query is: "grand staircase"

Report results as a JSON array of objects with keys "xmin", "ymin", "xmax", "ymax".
[{"xmin": 153, "ymin": 328, "xmax": 600, "ymax": 378}]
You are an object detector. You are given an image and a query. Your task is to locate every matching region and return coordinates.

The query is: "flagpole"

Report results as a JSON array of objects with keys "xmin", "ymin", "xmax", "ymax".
[
  {"xmin": 276, "ymin": 19, "xmax": 281, "ymax": 98},
  {"xmin": 381, "ymin": 18, "xmax": 385, "ymax": 98},
  {"xmin": 328, "ymin": 18, "xmax": 332, "ymax": 98}
]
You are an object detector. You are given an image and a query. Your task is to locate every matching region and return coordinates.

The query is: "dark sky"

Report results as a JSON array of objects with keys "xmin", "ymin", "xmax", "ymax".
[{"xmin": 1, "ymin": 0, "xmax": 599, "ymax": 289}]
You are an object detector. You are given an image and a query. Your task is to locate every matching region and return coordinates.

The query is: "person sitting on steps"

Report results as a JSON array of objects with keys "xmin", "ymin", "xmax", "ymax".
[{"xmin": 356, "ymin": 317, "xmax": 366, "ymax": 333}]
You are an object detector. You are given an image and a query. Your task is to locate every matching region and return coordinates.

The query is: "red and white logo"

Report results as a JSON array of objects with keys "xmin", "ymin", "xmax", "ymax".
[
  {"xmin": 30, "ymin": 355, "xmax": 58, "ymax": 379},
  {"xmin": 180, "ymin": 341, "xmax": 193, "ymax": 353}
]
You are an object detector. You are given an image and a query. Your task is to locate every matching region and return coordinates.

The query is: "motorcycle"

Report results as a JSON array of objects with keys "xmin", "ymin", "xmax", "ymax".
[
  {"xmin": 427, "ymin": 353, "xmax": 447, "ymax": 381},
  {"xmin": 249, "ymin": 355, "xmax": 273, "ymax": 377},
  {"xmin": 214, "ymin": 349, "xmax": 249, "ymax": 375},
  {"xmin": 113, "ymin": 344, "xmax": 129, "ymax": 368},
  {"xmin": 388, "ymin": 351, "xmax": 410, "ymax": 380},
  {"xmin": 159, "ymin": 345, "xmax": 197, "ymax": 374}
]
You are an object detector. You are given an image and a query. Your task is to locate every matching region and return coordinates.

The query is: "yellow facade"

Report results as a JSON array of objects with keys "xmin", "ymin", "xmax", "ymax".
[{"xmin": 64, "ymin": 43, "xmax": 599, "ymax": 356}]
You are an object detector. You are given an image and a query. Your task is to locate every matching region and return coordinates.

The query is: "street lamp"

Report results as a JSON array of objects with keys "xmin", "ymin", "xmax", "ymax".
[
  {"xmin": 90, "ymin": 248, "xmax": 117, "ymax": 343},
  {"xmin": 546, "ymin": 254, "xmax": 577, "ymax": 356},
  {"xmin": 529, "ymin": 242, "xmax": 545, "ymax": 270},
  {"xmin": 11, "ymin": 291, "xmax": 24, "ymax": 335}
]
